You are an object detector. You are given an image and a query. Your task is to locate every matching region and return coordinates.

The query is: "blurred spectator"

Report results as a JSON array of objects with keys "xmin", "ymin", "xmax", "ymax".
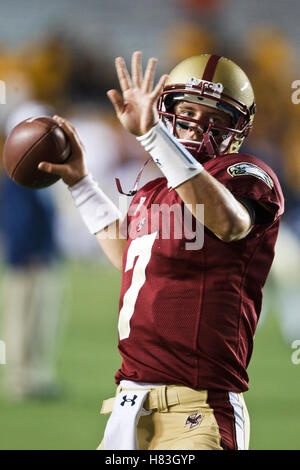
[
  {"xmin": 0, "ymin": 102, "xmax": 65, "ymax": 401},
  {"xmin": 65, "ymin": 41, "xmax": 118, "ymax": 106},
  {"xmin": 163, "ymin": 23, "xmax": 218, "ymax": 70},
  {"xmin": 0, "ymin": 46, "xmax": 34, "ymax": 130},
  {"xmin": 281, "ymin": 125, "xmax": 300, "ymax": 194},
  {"xmin": 181, "ymin": 0, "xmax": 227, "ymax": 12},
  {"xmin": 22, "ymin": 34, "xmax": 72, "ymax": 110},
  {"xmin": 245, "ymin": 28, "xmax": 299, "ymax": 171}
]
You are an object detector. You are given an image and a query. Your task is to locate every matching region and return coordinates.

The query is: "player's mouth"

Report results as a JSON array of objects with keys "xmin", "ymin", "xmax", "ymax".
[{"xmin": 175, "ymin": 125, "xmax": 226, "ymax": 162}]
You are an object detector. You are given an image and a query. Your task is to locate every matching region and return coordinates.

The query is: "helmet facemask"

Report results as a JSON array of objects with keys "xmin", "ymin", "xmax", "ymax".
[{"xmin": 158, "ymin": 79, "xmax": 255, "ymax": 163}]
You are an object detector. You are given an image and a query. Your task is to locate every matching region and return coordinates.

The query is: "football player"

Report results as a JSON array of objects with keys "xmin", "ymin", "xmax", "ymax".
[{"xmin": 39, "ymin": 52, "xmax": 284, "ymax": 450}]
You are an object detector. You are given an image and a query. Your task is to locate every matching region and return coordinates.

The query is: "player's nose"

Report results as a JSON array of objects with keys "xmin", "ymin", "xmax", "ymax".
[{"xmin": 188, "ymin": 123, "xmax": 204, "ymax": 139}]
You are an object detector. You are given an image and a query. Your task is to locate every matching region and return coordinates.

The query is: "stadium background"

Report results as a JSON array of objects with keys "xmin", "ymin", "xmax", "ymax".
[{"xmin": 0, "ymin": 0, "xmax": 299, "ymax": 450}]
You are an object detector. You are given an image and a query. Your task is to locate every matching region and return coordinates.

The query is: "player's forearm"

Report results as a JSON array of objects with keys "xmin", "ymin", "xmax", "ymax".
[
  {"xmin": 68, "ymin": 174, "xmax": 127, "ymax": 269},
  {"xmin": 95, "ymin": 220, "xmax": 127, "ymax": 271},
  {"xmin": 175, "ymin": 171, "xmax": 251, "ymax": 241}
]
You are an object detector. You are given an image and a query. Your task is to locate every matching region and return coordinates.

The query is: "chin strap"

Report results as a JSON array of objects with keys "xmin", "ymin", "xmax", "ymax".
[
  {"xmin": 202, "ymin": 132, "xmax": 219, "ymax": 157},
  {"xmin": 115, "ymin": 157, "xmax": 152, "ymax": 196}
]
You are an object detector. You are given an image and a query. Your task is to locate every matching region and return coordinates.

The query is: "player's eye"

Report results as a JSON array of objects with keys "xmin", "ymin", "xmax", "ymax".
[{"xmin": 178, "ymin": 110, "xmax": 195, "ymax": 119}]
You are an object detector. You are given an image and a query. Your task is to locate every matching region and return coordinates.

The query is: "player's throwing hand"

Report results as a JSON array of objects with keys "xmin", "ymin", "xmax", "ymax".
[
  {"xmin": 107, "ymin": 51, "xmax": 168, "ymax": 136},
  {"xmin": 38, "ymin": 115, "xmax": 88, "ymax": 187}
]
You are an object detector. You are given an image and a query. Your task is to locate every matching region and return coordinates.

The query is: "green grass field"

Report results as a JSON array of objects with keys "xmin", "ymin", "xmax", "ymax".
[{"xmin": 0, "ymin": 260, "xmax": 299, "ymax": 450}]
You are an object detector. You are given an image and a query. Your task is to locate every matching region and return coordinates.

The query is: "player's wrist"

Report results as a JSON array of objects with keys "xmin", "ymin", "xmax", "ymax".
[
  {"xmin": 137, "ymin": 121, "xmax": 160, "ymax": 138},
  {"xmin": 65, "ymin": 173, "xmax": 88, "ymax": 188},
  {"xmin": 68, "ymin": 173, "xmax": 121, "ymax": 234},
  {"xmin": 137, "ymin": 120, "xmax": 204, "ymax": 189},
  {"xmin": 67, "ymin": 173, "xmax": 89, "ymax": 189},
  {"xmin": 137, "ymin": 117, "xmax": 159, "ymax": 137}
]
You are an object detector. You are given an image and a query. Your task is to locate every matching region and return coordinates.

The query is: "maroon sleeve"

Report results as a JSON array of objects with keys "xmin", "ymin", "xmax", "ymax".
[{"xmin": 204, "ymin": 153, "xmax": 285, "ymax": 222}]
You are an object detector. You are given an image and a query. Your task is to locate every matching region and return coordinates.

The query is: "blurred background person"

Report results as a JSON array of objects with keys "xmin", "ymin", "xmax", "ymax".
[
  {"xmin": 0, "ymin": 173, "xmax": 64, "ymax": 401},
  {"xmin": 0, "ymin": 97, "xmax": 66, "ymax": 401},
  {"xmin": 162, "ymin": 22, "xmax": 218, "ymax": 70}
]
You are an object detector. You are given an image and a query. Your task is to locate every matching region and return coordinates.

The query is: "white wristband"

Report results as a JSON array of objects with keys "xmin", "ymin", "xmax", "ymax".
[
  {"xmin": 68, "ymin": 174, "xmax": 121, "ymax": 235},
  {"xmin": 137, "ymin": 121, "xmax": 204, "ymax": 188}
]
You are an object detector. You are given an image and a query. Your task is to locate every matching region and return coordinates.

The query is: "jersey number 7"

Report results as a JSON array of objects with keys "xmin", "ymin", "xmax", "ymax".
[{"xmin": 118, "ymin": 232, "xmax": 157, "ymax": 340}]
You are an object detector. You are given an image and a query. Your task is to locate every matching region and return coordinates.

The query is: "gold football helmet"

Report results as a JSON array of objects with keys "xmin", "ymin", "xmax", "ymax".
[{"xmin": 158, "ymin": 54, "xmax": 256, "ymax": 161}]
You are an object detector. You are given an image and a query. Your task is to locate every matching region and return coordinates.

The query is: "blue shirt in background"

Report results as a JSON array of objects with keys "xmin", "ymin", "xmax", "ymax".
[{"xmin": 0, "ymin": 174, "xmax": 58, "ymax": 267}]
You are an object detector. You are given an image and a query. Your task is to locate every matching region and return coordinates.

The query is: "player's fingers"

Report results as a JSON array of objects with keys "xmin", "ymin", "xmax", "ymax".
[
  {"xmin": 53, "ymin": 115, "xmax": 77, "ymax": 134},
  {"xmin": 38, "ymin": 161, "xmax": 68, "ymax": 177},
  {"xmin": 53, "ymin": 116, "xmax": 82, "ymax": 149},
  {"xmin": 142, "ymin": 57, "xmax": 157, "ymax": 93},
  {"xmin": 115, "ymin": 56, "xmax": 132, "ymax": 92},
  {"xmin": 150, "ymin": 74, "xmax": 169, "ymax": 101},
  {"xmin": 60, "ymin": 117, "xmax": 85, "ymax": 149},
  {"xmin": 131, "ymin": 51, "xmax": 143, "ymax": 88},
  {"xmin": 107, "ymin": 89, "xmax": 124, "ymax": 116}
]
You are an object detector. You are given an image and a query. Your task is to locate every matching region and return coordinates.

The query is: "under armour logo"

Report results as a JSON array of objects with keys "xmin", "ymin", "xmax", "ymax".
[
  {"xmin": 120, "ymin": 394, "xmax": 137, "ymax": 407},
  {"xmin": 96, "ymin": 209, "xmax": 109, "ymax": 219}
]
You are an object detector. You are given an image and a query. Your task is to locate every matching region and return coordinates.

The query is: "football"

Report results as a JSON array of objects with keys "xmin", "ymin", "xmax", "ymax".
[{"xmin": 2, "ymin": 116, "xmax": 71, "ymax": 189}]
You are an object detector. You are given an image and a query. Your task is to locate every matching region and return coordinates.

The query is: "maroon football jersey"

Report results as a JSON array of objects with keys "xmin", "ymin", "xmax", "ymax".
[{"xmin": 115, "ymin": 153, "xmax": 284, "ymax": 392}]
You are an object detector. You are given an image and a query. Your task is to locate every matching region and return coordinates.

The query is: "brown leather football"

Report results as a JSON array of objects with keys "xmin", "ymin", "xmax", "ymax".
[{"xmin": 2, "ymin": 116, "xmax": 71, "ymax": 189}]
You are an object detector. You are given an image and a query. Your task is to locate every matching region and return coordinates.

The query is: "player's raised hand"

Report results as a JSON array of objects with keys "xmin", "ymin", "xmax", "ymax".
[
  {"xmin": 38, "ymin": 115, "xmax": 88, "ymax": 187},
  {"xmin": 107, "ymin": 51, "xmax": 168, "ymax": 136}
]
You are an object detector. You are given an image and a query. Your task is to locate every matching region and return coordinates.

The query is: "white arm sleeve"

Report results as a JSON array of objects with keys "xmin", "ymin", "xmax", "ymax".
[
  {"xmin": 137, "ymin": 120, "xmax": 204, "ymax": 188},
  {"xmin": 68, "ymin": 174, "xmax": 121, "ymax": 234}
]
